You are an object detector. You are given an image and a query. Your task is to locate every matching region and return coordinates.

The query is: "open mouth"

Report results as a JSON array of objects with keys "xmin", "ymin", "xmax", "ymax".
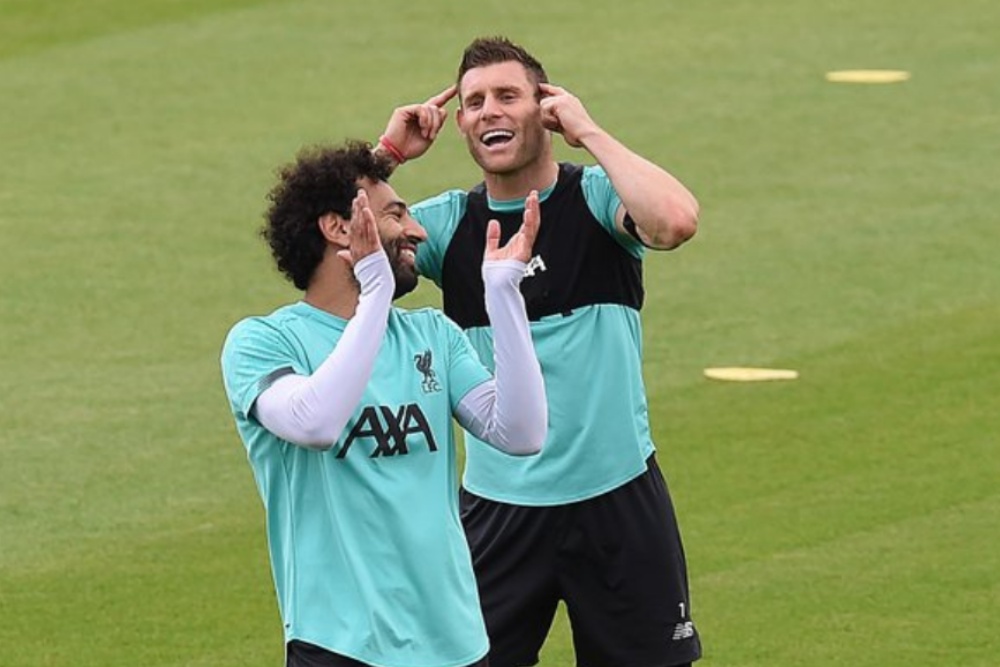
[{"xmin": 480, "ymin": 129, "xmax": 514, "ymax": 148}]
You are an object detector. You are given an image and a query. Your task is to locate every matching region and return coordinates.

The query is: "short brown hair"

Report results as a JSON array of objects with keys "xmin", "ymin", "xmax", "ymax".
[{"xmin": 457, "ymin": 36, "xmax": 548, "ymax": 97}]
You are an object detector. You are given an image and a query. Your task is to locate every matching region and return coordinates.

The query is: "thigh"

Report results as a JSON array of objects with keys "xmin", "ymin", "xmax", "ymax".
[
  {"xmin": 460, "ymin": 488, "xmax": 561, "ymax": 667},
  {"xmin": 557, "ymin": 457, "xmax": 702, "ymax": 667}
]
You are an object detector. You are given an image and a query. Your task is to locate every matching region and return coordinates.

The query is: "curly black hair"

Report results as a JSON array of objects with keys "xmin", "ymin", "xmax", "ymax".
[
  {"xmin": 262, "ymin": 140, "xmax": 393, "ymax": 290},
  {"xmin": 457, "ymin": 36, "xmax": 548, "ymax": 95}
]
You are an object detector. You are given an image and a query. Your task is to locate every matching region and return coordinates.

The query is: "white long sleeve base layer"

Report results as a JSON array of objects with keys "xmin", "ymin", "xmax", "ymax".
[{"xmin": 253, "ymin": 252, "xmax": 546, "ymax": 455}]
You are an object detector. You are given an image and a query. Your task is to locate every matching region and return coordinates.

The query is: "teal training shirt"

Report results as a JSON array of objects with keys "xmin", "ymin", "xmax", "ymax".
[
  {"xmin": 221, "ymin": 302, "xmax": 490, "ymax": 667},
  {"xmin": 413, "ymin": 164, "xmax": 656, "ymax": 506}
]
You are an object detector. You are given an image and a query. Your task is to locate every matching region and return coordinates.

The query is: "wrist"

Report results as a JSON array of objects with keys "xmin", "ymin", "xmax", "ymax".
[
  {"xmin": 482, "ymin": 258, "xmax": 527, "ymax": 288},
  {"xmin": 354, "ymin": 251, "xmax": 392, "ymax": 295},
  {"xmin": 575, "ymin": 126, "xmax": 610, "ymax": 152},
  {"xmin": 377, "ymin": 135, "xmax": 406, "ymax": 166}
]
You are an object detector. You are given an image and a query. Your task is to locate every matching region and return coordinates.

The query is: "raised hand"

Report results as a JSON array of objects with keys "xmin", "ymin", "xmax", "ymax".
[
  {"xmin": 337, "ymin": 189, "xmax": 383, "ymax": 267},
  {"xmin": 538, "ymin": 82, "xmax": 600, "ymax": 148},
  {"xmin": 485, "ymin": 190, "xmax": 540, "ymax": 264},
  {"xmin": 380, "ymin": 86, "xmax": 457, "ymax": 162}
]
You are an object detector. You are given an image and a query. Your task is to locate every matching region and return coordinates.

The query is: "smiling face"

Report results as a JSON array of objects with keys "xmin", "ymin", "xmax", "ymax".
[
  {"xmin": 457, "ymin": 61, "xmax": 551, "ymax": 176},
  {"xmin": 358, "ymin": 178, "xmax": 427, "ymax": 299}
]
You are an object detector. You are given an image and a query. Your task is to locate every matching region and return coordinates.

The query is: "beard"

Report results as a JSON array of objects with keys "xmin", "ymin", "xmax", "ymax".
[{"xmin": 383, "ymin": 236, "xmax": 419, "ymax": 299}]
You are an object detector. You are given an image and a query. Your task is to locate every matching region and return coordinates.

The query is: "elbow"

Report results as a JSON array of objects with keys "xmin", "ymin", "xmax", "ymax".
[
  {"xmin": 518, "ymin": 412, "xmax": 548, "ymax": 456},
  {"xmin": 522, "ymin": 440, "xmax": 544, "ymax": 457},
  {"xmin": 672, "ymin": 208, "xmax": 699, "ymax": 247},
  {"xmin": 501, "ymin": 414, "xmax": 548, "ymax": 457},
  {"xmin": 514, "ymin": 439, "xmax": 543, "ymax": 457},
  {"xmin": 294, "ymin": 425, "xmax": 338, "ymax": 451},
  {"xmin": 679, "ymin": 196, "xmax": 700, "ymax": 240},
  {"xmin": 286, "ymin": 402, "xmax": 342, "ymax": 450},
  {"xmin": 649, "ymin": 200, "xmax": 698, "ymax": 250},
  {"xmin": 301, "ymin": 440, "xmax": 336, "ymax": 452},
  {"xmin": 509, "ymin": 441, "xmax": 543, "ymax": 457}
]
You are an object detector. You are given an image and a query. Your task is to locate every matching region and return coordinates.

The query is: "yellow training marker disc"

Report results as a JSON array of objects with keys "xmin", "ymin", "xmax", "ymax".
[
  {"xmin": 825, "ymin": 70, "xmax": 910, "ymax": 84},
  {"xmin": 703, "ymin": 367, "xmax": 799, "ymax": 382}
]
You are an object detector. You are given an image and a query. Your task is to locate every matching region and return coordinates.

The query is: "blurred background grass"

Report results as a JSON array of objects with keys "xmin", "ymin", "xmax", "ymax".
[{"xmin": 1, "ymin": 1, "xmax": 998, "ymax": 665}]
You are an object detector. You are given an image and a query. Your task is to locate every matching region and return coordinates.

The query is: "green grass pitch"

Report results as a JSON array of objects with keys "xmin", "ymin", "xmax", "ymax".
[{"xmin": 1, "ymin": 1, "xmax": 998, "ymax": 665}]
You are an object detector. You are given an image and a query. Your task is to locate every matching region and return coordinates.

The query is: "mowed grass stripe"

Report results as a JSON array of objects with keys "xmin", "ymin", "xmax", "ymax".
[
  {"xmin": 0, "ymin": 353, "xmax": 257, "ymax": 574},
  {"xmin": 696, "ymin": 494, "xmax": 999, "ymax": 667},
  {"xmin": 1, "ymin": 0, "xmax": 998, "ymax": 665},
  {"xmin": 0, "ymin": 517, "xmax": 280, "ymax": 666},
  {"xmin": 670, "ymin": 303, "xmax": 1000, "ymax": 664},
  {"xmin": 0, "ymin": 0, "xmax": 287, "ymax": 60},
  {"xmin": 673, "ymin": 302, "xmax": 998, "ymax": 560}
]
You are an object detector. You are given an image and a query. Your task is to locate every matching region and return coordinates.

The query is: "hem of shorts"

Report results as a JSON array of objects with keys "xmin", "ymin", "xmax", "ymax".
[
  {"xmin": 577, "ymin": 644, "xmax": 701, "ymax": 667},
  {"xmin": 286, "ymin": 633, "xmax": 489, "ymax": 667},
  {"xmin": 461, "ymin": 460, "xmax": 650, "ymax": 507}
]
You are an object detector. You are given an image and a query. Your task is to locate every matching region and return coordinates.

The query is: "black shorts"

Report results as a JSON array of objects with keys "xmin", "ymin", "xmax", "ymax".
[
  {"xmin": 286, "ymin": 641, "xmax": 488, "ymax": 667},
  {"xmin": 460, "ymin": 455, "xmax": 701, "ymax": 667}
]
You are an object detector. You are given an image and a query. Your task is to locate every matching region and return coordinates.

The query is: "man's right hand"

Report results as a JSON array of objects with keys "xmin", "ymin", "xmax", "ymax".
[
  {"xmin": 338, "ymin": 189, "xmax": 383, "ymax": 267},
  {"xmin": 379, "ymin": 86, "xmax": 457, "ymax": 164}
]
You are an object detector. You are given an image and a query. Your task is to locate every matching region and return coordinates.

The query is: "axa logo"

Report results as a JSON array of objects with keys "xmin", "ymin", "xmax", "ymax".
[
  {"xmin": 414, "ymin": 349, "xmax": 441, "ymax": 393},
  {"xmin": 336, "ymin": 403, "xmax": 438, "ymax": 459},
  {"xmin": 523, "ymin": 254, "xmax": 547, "ymax": 278}
]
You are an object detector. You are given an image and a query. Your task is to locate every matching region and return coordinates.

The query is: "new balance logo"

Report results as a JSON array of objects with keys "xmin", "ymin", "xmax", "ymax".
[
  {"xmin": 523, "ymin": 255, "xmax": 547, "ymax": 278},
  {"xmin": 672, "ymin": 621, "xmax": 695, "ymax": 641}
]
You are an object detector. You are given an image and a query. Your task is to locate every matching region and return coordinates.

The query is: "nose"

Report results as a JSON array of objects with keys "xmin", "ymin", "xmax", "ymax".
[
  {"xmin": 480, "ymin": 94, "xmax": 500, "ymax": 118},
  {"xmin": 403, "ymin": 214, "xmax": 428, "ymax": 243}
]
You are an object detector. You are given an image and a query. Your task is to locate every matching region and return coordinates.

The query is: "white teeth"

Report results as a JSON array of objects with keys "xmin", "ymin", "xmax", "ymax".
[
  {"xmin": 481, "ymin": 129, "xmax": 514, "ymax": 144},
  {"xmin": 400, "ymin": 249, "xmax": 415, "ymax": 260}
]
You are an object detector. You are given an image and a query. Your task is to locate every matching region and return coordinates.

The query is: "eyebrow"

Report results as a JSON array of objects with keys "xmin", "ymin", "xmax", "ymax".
[
  {"xmin": 381, "ymin": 200, "xmax": 408, "ymax": 216},
  {"xmin": 465, "ymin": 83, "xmax": 525, "ymax": 99}
]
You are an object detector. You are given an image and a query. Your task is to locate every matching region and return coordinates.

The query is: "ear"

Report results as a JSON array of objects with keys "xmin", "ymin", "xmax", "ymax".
[
  {"xmin": 455, "ymin": 107, "xmax": 468, "ymax": 138},
  {"xmin": 318, "ymin": 212, "xmax": 349, "ymax": 247}
]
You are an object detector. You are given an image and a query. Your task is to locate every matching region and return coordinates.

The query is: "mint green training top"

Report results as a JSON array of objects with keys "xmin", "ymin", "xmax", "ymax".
[{"xmin": 221, "ymin": 302, "xmax": 491, "ymax": 667}]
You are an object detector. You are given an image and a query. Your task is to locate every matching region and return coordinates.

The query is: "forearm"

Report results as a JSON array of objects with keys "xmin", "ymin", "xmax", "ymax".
[
  {"xmin": 580, "ymin": 129, "xmax": 699, "ymax": 249},
  {"xmin": 253, "ymin": 253, "xmax": 393, "ymax": 448},
  {"xmin": 455, "ymin": 260, "xmax": 547, "ymax": 455}
]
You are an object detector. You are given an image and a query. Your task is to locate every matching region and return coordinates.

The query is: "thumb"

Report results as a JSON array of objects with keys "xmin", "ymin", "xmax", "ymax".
[
  {"xmin": 485, "ymin": 219, "xmax": 501, "ymax": 254},
  {"xmin": 337, "ymin": 249, "xmax": 354, "ymax": 267},
  {"xmin": 485, "ymin": 219, "xmax": 503, "ymax": 255}
]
